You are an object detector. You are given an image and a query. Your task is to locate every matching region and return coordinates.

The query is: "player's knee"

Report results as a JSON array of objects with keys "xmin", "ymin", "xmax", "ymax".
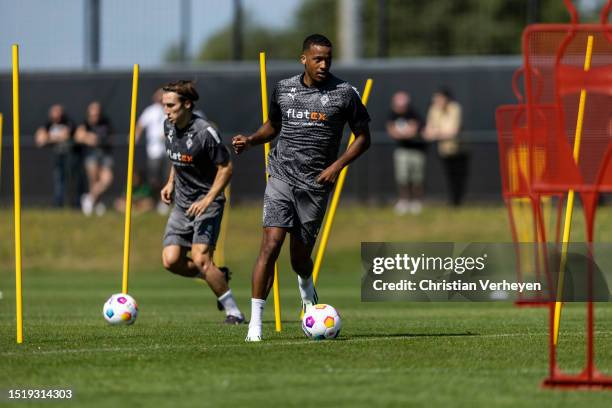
[
  {"xmin": 162, "ymin": 250, "xmax": 181, "ymax": 273},
  {"xmin": 260, "ymin": 244, "xmax": 280, "ymax": 264},
  {"xmin": 192, "ymin": 253, "xmax": 213, "ymax": 274},
  {"xmin": 261, "ymin": 235, "xmax": 283, "ymax": 259}
]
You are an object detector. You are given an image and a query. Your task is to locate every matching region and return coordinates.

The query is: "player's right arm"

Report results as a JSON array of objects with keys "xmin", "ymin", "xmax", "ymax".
[
  {"xmin": 232, "ymin": 83, "xmax": 283, "ymax": 154},
  {"xmin": 160, "ymin": 166, "xmax": 175, "ymax": 204},
  {"xmin": 231, "ymin": 120, "xmax": 280, "ymax": 154}
]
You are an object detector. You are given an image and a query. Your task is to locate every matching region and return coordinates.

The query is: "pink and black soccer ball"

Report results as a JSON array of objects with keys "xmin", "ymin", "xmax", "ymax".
[
  {"xmin": 103, "ymin": 293, "xmax": 138, "ymax": 325},
  {"xmin": 302, "ymin": 304, "xmax": 342, "ymax": 340}
]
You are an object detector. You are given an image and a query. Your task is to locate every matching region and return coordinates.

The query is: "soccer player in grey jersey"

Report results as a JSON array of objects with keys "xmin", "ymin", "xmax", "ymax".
[
  {"xmin": 232, "ymin": 34, "xmax": 371, "ymax": 341},
  {"xmin": 160, "ymin": 80, "xmax": 244, "ymax": 324}
]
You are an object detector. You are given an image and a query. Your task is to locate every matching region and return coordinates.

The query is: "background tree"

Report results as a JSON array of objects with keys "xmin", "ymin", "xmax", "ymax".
[{"xmin": 189, "ymin": 0, "xmax": 580, "ymax": 62}]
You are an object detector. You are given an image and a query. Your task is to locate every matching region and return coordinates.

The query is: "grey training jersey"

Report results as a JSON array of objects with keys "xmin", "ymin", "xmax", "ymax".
[
  {"xmin": 268, "ymin": 73, "xmax": 370, "ymax": 192},
  {"xmin": 164, "ymin": 115, "xmax": 229, "ymax": 209}
]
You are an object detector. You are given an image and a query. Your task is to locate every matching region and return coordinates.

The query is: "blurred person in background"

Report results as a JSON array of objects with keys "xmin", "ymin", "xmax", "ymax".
[
  {"xmin": 114, "ymin": 170, "xmax": 154, "ymax": 215},
  {"xmin": 136, "ymin": 88, "xmax": 170, "ymax": 215},
  {"xmin": 423, "ymin": 87, "xmax": 468, "ymax": 207},
  {"xmin": 386, "ymin": 91, "xmax": 426, "ymax": 215},
  {"xmin": 75, "ymin": 101, "xmax": 114, "ymax": 216},
  {"xmin": 35, "ymin": 104, "xmax": 75, "ymax": 207},
  {"xmin": 70, "ymin": 131, "xmax": 89, "ymax": 209}
]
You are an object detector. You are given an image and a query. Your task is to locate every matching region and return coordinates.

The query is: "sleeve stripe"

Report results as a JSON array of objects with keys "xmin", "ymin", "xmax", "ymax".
[{"xmin": 206, "ymin": 126, "xmax": 221, "ymax": 143}]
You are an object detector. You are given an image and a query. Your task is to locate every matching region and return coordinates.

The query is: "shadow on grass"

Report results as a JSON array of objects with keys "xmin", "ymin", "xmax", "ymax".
[
  {"xmin": 346, "ymin": 331, "xmax": 478, "ymax": 340},
  {"xmin": 262, "ymin": 320, "xmax": 307, "ymax": 324},
  {"xmin": 261, "ymin": 332, "xmax": 480, "ymax": 343}
]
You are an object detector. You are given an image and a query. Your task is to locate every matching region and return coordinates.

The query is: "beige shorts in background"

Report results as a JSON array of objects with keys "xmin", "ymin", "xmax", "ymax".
[{"xmin": 393, "ymin": 148, "xmax": 426, "ymax": 185}]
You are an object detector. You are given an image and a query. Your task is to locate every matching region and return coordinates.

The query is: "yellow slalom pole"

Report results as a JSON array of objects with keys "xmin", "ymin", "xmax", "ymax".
[
  {"xmin": 553, "ymin": 35, "xmax": 593, "ymax": 346},
  {"xmin": 12, "ymin": 45, "xmax": 23, "ymax": 344},
  {"xmin": 260, "ymin": 52, "xmax": 282, "ymax": 332},
  {"xmin": 312, "ymin": 79, "xmax": 373, "ymax": 286},
  {"xmin": 213, "ymin": 185, "xmax": 231, "ymax": 267},
  {"xmin": 121, "ymin": 64, "xmax": 139, "ymax": 294}
]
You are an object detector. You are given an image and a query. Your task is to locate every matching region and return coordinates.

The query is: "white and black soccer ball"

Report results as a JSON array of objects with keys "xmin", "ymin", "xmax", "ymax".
[
  {"xmin": 302, "ymin": 304, "xmax": 342, "ymax": 340},
  {"xmin": 103, "ymin": 293, "xmax": 138, "ymax": 325}
]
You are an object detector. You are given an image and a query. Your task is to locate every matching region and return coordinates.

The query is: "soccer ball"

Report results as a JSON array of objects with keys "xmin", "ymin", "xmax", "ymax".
[
  {"xmin": 302, "ymin": 304, "xmax": 342, "ymax": 340},
  {"xmin": 103, "ymin": 293, "xmax": 138, "ymax": 325}
]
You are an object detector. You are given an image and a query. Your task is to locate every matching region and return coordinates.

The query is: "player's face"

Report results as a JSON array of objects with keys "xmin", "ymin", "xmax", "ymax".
[
  {"xmin": 162, "ymin": 92, "xmax": 191, "ymax": 125},
  {"xmin": 301, "ymin": 45, "xmax": 332, "ymax": 84}
]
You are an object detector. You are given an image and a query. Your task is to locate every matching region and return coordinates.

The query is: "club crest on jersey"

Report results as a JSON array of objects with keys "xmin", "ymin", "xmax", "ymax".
[
  {"xmin": 287, "ymin": 87, "xmax": 297, "ymax": 100},
  {"xmin": 186, "ymin": 138, "xmax": 193, "ymax": 150},
  {"xmin": 320, "ymin": 94, "xmax": 329, "ymax": 106}
]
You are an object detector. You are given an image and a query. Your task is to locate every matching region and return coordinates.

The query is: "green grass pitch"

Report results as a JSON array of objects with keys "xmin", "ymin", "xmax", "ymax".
[{"xmin": 1, "ymin": 205, "xmax": 612, "ymax": 407}]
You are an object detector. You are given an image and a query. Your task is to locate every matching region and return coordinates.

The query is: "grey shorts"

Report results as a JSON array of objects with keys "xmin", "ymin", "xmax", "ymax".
[
  {"xmin": 163, "ymin": 200, "xmax": 224, "ymax": 248},
  {"xmin": 85, "ymin": 149, "xmax": 113, "ymax": 169},
  {"xmin": 263, "ymin": 177, "xmax": 329, "ymax": 246},
  {"xmin": 394, "ymin": 148, "xmax": 426, "ymax": 185}
]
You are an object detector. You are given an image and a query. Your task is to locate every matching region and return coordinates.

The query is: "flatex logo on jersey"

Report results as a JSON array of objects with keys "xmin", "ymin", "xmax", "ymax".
[
  {"xmin": 286, "ymin": 108, "xmax": 327, "ymax": 122},
  {"xmin": 167, "ymin": 149, "xmax": 193, "ymax": 164}
]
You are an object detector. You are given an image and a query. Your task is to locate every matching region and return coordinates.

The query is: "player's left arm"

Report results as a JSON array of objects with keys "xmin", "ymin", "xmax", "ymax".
[
  {"xmin": 186, "ymin": 127, "xmax": 232, "ymax": 217},
  {"xmin": 316, "ymin": 126, "xmax": 371, "ymax": 185},
  {"xmin": 317, "ymin": 87, "xmax": 371, "ymax": 185},
  {"xmin": 186, "ymin": 160, "xmax": 232, "ymax": 217}
]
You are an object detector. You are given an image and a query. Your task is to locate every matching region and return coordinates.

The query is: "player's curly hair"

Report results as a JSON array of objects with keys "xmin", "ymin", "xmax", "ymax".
[
  {"xmin": 162, "ymin": 80, "xmax": 199, "ymax": 110},
  {"xmin": 302, "ymin": 34, "xmax": 332, "ymax": 51}
]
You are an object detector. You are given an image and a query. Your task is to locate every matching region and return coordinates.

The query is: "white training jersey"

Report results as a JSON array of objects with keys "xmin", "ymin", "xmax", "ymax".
[{"xmin": 138, "ymin": 103, "xmax": 166, "ymax": 159}]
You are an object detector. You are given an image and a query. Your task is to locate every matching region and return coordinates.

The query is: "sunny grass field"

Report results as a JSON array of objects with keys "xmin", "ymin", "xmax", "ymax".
[{"xmin": 1, "ymin": 204, "xmax": 612, "ymax": 407}]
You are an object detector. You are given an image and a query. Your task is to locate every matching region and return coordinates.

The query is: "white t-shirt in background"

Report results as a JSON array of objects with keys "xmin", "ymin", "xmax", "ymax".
[{"xmin": 138, "ymin": 103, "xmax": 166, "ymax": 160}]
